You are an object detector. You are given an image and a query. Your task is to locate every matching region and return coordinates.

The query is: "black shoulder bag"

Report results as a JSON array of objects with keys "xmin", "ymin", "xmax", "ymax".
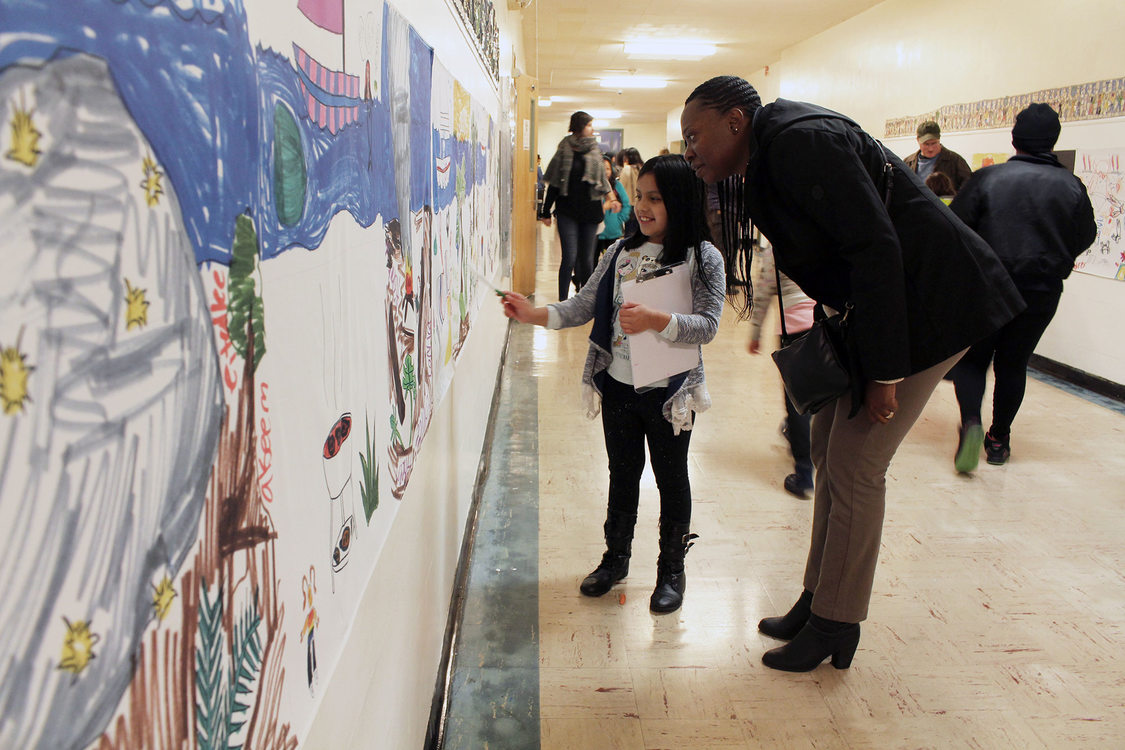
[
  {"xmin": 770, "ymin": 271, "xmax": 852, "ymax": 415},
  {"xmin": 769, "ymin": 139, "xmax": 895, "ymax": 416}
]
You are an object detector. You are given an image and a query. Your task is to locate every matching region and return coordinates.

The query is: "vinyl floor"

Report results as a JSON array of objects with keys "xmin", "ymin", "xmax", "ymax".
[{"xmin": 445, "ymin": 227, "xmax": 1125, "ymax": 750}]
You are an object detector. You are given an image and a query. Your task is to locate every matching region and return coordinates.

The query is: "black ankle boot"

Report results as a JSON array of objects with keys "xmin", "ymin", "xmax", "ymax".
[
  {"xmin": 758, "ymin": 589, "xmax": 813, "ymax": 640},
  {"xmin": 649, "ymin": 520, "xmax": 698, "ymax": 614},
  {"xmin": 580, "ymin": 510, "xmax": 637, "ymax": 597},
  {"xmin": 761, "ymin": 615, "xmax": 860, "ymax": 672}
]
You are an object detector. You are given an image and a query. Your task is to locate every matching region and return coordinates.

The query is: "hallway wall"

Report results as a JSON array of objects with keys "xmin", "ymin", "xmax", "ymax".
[{"xmin": 740, "ymin": 0, "xmax": 1125, "ymax": 386}]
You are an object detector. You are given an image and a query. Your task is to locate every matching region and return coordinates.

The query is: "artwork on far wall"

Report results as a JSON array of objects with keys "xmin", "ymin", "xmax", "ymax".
[
  {"xmin": 1073, "ymin": 149, "xmax": 1125, "ymax": 281},
  {"xmin": 885, "ymin": 76, "xmax": 1125, "ymax": 138}
]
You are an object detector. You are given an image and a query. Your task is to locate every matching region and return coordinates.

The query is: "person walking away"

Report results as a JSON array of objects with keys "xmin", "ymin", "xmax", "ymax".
[
  {"xmin": 540, "ymin": 111, "xmax": 612, "ymax": 300},
  {"xmin": 501, "ymin": 155, "xmax": 725, "ymax": 614},
  {"xmin": 948, "ymin": 103, "xmax": 1096, "ymax": 472},
  {"xmin": 680, "ymin": 75, "xmax": 1023, "ymax": 671},
  {"xmin": 748, "ymin": 237, "xmax": 816, "ymax": 498}
]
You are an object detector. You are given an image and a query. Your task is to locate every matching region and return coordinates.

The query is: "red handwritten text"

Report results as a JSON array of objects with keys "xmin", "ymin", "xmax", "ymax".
[{"xmin": 258, "ymin": 381, "xmax": 274, "ymax": 503}]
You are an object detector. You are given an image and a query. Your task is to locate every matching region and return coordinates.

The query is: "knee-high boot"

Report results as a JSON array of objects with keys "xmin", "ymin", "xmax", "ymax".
[
  {"xmin": 580, "ymin": 509, "xmax": 637, "ymax": 597},
  {"xmin": 650, "ymin": 520, "xmax": 698, "ymax": 613}
]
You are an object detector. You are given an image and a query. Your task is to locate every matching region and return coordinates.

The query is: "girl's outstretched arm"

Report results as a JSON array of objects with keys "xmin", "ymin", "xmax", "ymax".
[{"xmin": 500, "ymin": 292, "xmax": 549, "ymax": 326}]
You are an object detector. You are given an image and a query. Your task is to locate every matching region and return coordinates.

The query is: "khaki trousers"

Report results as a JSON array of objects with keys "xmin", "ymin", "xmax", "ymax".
[{"xmin": 803, "ymin": 351, "xmax": 964, "ymax": 623}]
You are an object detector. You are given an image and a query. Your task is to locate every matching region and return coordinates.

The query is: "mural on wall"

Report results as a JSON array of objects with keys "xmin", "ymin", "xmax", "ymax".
[
  {"xmin": 0, "ymin": 0, "xmax": 502, "ymax": 747},
  {"xmin": 1074, "ymin": 149, "xmax": 1125, "ymax": 281},
  {"xmin": 446, "ymin": 0, "xmax": 500, "ymax": 82},
  {"xmin": 885, "ymin": 76, "xmax": 1125, "ymax": 139}
]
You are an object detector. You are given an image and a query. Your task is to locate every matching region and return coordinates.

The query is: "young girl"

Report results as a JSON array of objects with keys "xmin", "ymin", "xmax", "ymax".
[
  {"xmin": 501, "ymin": 155, "xmax": 725, "ymax": 613},
  {"xmin": 594, "ymin": 154, "xmax": 632, "ymax": 262}
]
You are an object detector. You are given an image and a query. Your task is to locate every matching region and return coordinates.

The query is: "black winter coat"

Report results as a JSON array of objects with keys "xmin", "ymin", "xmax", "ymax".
[
  {"xmin": 950, "ymin": 153, "xmax": 1097, "ymax": 294},
  {"xmin": 746, "ymin": 99, "xmax": 1024, "ymax": 382}
]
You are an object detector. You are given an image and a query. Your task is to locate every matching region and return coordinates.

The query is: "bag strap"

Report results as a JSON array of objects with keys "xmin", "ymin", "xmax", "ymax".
[{"xmin": 774, "ymin": 261, "xmax": 789, "ymax": 342}]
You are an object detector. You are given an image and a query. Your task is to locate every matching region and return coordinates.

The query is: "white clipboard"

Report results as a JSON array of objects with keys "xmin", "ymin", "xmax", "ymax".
[{"xmin": 620, "ymin": 262, "xmax": 698, "ymax": 388}]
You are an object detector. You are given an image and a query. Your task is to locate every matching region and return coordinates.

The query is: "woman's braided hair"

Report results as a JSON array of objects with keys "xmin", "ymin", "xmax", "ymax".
[{"xmin": 685, "ymin": 76, "xmax": 763, "ymax": 317}]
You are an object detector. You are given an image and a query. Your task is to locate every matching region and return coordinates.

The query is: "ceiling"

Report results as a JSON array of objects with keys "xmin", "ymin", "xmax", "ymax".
[{"xmin": 520, "ymin": 0, "xmax": 886, "ymax": 127}]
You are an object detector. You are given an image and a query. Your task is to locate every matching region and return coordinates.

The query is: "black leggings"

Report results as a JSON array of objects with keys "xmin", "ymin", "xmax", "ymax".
[
  {"xmin": 953, "ymin": 288, "xmax": 1061, "ymax": 436},
  {"xmin": 600, "ymin": 376, "xmax": 693, "ymax": 525}
]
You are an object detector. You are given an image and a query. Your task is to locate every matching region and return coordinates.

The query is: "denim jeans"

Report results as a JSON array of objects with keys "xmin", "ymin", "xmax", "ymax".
[{"xmin": 555, "ymin": 213, "xmax": 600, "ymax": 300}]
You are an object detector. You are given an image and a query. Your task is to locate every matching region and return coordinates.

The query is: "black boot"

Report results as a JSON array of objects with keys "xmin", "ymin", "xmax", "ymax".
[
  {"xmin": 580, "ymin": 510, "xmax": 637, "ymax": 597},
  {"xmin": 761, "ymin": 615, "xmax": 860, "ymax": 672},
  {"xmin": 758, "ymin": 589, "xmax": 813, "ymax": 640},
  {"xmin": 649, "ymin": 520, "xmax": 698, "ymax": 614}
]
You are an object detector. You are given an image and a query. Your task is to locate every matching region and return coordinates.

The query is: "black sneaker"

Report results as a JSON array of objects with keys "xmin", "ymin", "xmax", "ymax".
[{"xmin": 984, "ymin": 431, "xmax": 1010, "ymax": 465}]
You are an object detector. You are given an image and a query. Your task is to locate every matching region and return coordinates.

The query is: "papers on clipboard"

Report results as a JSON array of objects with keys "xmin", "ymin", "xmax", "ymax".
[{"xmin": 620, "ymin": 262, "xmax": 698, "ymax": 388}]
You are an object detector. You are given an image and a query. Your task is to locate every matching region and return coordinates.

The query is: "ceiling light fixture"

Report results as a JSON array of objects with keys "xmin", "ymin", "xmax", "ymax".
[
  {"xmin": 599, "ymin": 75, "xmax": 666, "ymax": 89},
  {"xmin": 623, "ymin": 40, "xmax": 716, "ymax": 60},
  {"xmin": 586, "ymin": 109, "xmax": 621, "ymax": 121},
  {"xmin": 538, "ymin": 98, "xmax": 552, "ymax": 107}
]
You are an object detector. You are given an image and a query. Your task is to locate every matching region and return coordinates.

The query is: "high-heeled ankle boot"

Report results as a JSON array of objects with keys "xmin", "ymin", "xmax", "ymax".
[
  {"xmin": 649, "ymin": 520, "xmax": 698, "ymax": 613},
  {"xmin": 580, "ymin": 510, "xmax": 637, "ymax": 597},
  {"xmin": 761, "ymin": 615, "xmax": 860, "ymax": 672},
  {"xmin": 758, "ymin": 589, "xmax": 813, "ymax": 640}
]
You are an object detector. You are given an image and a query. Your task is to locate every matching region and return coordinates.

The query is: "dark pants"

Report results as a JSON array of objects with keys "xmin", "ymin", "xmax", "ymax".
[
  {"xmin": 952, "ymin": 288, "xmax": 1061, "ymax": 437},
  {"xmin": 601, "ymin": 376, "xmax": 693, "ymax": 525},
  {"xmin": 556, "ymin": 213, "xmax": 599, "ymax": 300},
  {"xmin": 779, "ymin": 332, "xmax": 813, "ymax": 482},
  {"xmin": 784, "ymin": 391, "xmax": 813, "ymax": 482}
]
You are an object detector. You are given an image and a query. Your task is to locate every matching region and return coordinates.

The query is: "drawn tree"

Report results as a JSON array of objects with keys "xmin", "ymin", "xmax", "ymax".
[
  {"xmin": 229, "ymin": 212, "xmax": 266, "ymax": 373},
  {"xmin": 401, "ymin": 352, "xmax": 416, "ymax": 439},
  {"xmin": 195, "ymin": 579, "xmax": 263, "ymax": 750}
]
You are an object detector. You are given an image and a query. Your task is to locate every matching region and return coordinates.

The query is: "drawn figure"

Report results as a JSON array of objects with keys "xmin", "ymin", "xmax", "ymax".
[
  {"xmin": 323, "ymin": 412, "xmax": 355, "ymax": 575},
  {"xmin": 299, "ymin": 567, "xmax": 320, "ymax": 694}
]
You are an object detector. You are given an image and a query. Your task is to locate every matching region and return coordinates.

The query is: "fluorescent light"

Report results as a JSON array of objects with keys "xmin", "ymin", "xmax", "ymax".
[
  {"xmin": 586, "ymin": 109, "xmax": 621, "ymax": 120},
  {"xmin": 623, "ymin": 40, "xmax": 716, "ymax": 60},
  {"xmin": 538, "ymin": 98, "xmax": 552, "ymax": 107},
  {"xmin": 599, "ymin": 75, "xmax": 667, "ymax": 89}
]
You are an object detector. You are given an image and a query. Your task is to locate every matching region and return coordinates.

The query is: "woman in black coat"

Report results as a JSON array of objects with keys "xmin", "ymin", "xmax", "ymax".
[{"xmin": 680, "ymin": 76, "xmax": 1024, "ymax": 672}]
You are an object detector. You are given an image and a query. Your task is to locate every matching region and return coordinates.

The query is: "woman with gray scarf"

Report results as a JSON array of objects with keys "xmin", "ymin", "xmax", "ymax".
[{"xmin": 540, "ymin": 111, "xmax": 612, "ymax": 300}]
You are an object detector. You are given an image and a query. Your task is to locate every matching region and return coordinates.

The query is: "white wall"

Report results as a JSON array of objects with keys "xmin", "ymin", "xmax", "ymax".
[
  {"xmin": 667, "ymin": 0, "xmax": 1125, "ymax": 386},
  {"xmin": 301, "ymin": 1, "xmax": 520, "ymax": 748}
]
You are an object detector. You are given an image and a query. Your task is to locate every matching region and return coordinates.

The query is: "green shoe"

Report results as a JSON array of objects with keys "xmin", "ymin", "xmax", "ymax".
[{"xmin": 955, "ymin": 422, "xmax": 984, "ymax": 473}]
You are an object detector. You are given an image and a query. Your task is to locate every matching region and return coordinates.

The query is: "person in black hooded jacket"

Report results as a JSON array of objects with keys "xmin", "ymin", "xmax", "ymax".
[
  {"xmin": 680, "ymin": 75, "xmax": 1025, "ymax": 673},
  {"xmin": 948, "ymin": 103, "xmax": 1096, "ymax": 471}
]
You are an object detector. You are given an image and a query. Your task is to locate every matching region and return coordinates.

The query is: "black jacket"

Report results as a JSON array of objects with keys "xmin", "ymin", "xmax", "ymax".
[
  {"xmin": 746, "ymin": 99, "xmax": 1024, "ymax": 381},
  {"xmin": 950, "ymin": 153, "xmax": 1097, "ymax": 294}
]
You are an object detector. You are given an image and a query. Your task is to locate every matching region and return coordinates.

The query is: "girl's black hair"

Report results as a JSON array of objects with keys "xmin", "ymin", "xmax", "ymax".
[
  {"xmin": 623, "ymin": 147, "xmax": 644, "ymax": 167},
  {"xmin": 685, "ymin": 75, "xmax": 763, "ymax": 317},
  {"xmin": 568, "ymin": 110, "xmax": 593, "ymax": 133},
  {"xmin": 602, "ymin": 154, "xmax": 618, "ymax": 190},
  {"xmin": 622, "ymin": 154, "xmax": 718, "ymax": 293}
]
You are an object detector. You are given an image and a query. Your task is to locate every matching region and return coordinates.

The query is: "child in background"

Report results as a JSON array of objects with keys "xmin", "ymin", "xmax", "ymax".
[
  {"xmin": 595, "ymin": 154, "xmax": 632, "ymax": 261},
  {"xmin": 747, "ymin": 237, "xmax": 816, "ymax": 498},
  {"xmin": 924, "ymin": 170, "xmax": 957, "ymax": 204},
  {"xmin": 501, "ymin": 155, "xmax": 725, "ymax": 613}
]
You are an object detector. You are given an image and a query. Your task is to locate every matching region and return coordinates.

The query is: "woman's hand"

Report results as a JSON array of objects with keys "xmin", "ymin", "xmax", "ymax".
[
  {"xmin": 865, "ymin": 381, "xmax": 899, "ymax": 425},
  {"xmin": 619, "ymin": 301, "xmax": 671, "ymax": 335},
  {"xmin": 539, "ymin": 217, "xmax": 552, "ymax": 227},
  {"xmin": 748, "ymin": 338, "xmax": 761, "ymax": 355}
]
